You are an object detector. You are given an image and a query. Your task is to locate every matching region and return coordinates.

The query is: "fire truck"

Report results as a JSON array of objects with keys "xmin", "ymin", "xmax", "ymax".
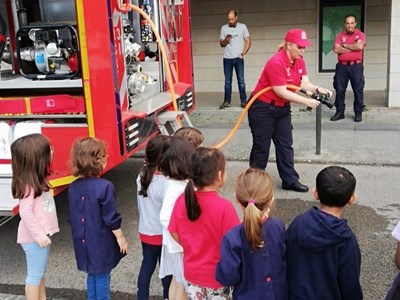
[{"xmin": 0, "ymin": 0, "xmax": 194, "ymax": 221}]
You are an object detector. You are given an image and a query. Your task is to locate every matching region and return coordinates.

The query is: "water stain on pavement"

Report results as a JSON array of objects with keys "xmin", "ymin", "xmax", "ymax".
[{"xmin": 273, "ymin": 198, "xmax": 395, "ymax": 299}]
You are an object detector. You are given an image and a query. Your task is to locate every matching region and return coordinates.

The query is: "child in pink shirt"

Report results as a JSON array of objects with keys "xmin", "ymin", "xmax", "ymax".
[
  {"xmin": 168, "ymin": 147, "xmax": 240, "ymax": 299},
  {"xmin": 11, "ymin": 133, "xmax": 59, "ymax": 300}
]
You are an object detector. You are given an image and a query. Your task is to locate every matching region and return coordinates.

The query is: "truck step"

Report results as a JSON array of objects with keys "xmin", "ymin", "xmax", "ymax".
[{"xmin": 157, "ymin": 110, "xmax": 193, "ymax": 136}]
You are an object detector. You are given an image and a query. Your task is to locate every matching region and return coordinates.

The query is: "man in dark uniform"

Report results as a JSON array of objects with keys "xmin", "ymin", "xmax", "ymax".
[{"xmin": 331, "ymin": 15, "xmax": 366, "ymax": 122}]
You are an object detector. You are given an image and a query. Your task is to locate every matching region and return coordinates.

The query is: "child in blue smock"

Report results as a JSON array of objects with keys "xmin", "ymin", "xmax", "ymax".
[
  {"xmin": 216, "ymin": 168, "xmax": 287, "ymax": 299},
  {"xmin": 68, "ymin": 137, "xmax": 128, "ymax": 300}
]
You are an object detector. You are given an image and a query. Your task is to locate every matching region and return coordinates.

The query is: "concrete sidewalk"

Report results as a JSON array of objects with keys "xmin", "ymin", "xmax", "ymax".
[{"xmin": 192, "ymin": 92, "xmax": 400, "ymax": 166}]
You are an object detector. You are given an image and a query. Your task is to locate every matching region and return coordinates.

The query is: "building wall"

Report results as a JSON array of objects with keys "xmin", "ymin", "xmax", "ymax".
[
  {"xmin": 191, "ymin": 0, "xmax": 391, "ymax": 95},
  {"xmin": 388, "ymin": 0, "xmax": 400, "ymax": 107}
]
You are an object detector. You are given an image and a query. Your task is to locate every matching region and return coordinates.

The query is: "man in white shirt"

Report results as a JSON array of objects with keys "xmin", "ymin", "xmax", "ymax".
[{"xmin": 219, "ymin": 10, "xmax": 251, "ymax": 109}]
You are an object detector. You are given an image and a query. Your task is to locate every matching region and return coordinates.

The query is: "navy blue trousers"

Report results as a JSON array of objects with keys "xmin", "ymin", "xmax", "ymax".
[
  {"xmin": 248, "ymin": 100, "xmax": 299, "ymax": 186},
  {"xmin": 137, "ymin": 242, "xmax": 172, "ymax": 300},
  {"xmin": 333, "ymin": 62, "xmax": 365, "ymax": 114}
]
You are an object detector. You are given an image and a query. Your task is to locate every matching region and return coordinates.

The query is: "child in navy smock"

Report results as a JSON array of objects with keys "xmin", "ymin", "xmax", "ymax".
[
  {"xmin": 286, "ymin": 166, "xmax": 362, "ymax": 300},
  {"xmin": 68, "ymin": 137, "xmax": 128, "ymax": 300},
  {"xmin": 216, "ymin": 168, "xmax": 287, "ymax": 300}
]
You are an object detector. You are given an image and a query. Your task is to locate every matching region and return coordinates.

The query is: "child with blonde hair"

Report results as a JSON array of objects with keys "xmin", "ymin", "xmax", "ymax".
[
  {"xmin": 68, "ymin": 137, "xmax": 128, "ymax": 300},
  {"xmin": 216, "ymin": 168, "xmax": 287, "ymax": 300},
  {"xmin": 168, "ymin": 147, "xmax": 240, "ymax": 299}
]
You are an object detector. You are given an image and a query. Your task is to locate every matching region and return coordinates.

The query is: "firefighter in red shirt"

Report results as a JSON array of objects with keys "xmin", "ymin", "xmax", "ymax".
[
  {"xmin": 248, "ymin": 28, "xmax": 332, "ymax": 193},
  {"xmin": 331, "ymin": 15, "xmax": 366, "ymax": 122}
]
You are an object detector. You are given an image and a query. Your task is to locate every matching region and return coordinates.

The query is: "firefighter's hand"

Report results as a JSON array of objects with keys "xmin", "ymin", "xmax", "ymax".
[
  {"xmin": 317, "ymin": 86, "xmax": 333, "ymax": 97},
  {"xmin": 307, "ymin": 98, "xmax": 321, "ymax": 110},
  {"xmin": 37, "ymin": 235, "xmax": 52, "ymax": 248}
]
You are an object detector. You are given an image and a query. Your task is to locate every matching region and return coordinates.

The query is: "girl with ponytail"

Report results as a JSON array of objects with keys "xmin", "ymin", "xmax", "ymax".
[
  {"xmin": 136, "ymin": 135, "xmax": 172, "ymax": 300},
  {"xmin": 168, "ymin": 147, "xmax": 240, "ymax": 299},
  {"xmin": 216, "ymin": 168, "xmax": 288, "ymax": 300}
]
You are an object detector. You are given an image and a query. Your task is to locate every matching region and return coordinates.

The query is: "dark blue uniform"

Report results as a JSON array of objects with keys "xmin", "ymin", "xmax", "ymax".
[{"xmin": 333, "ymin": 62, "xmax": 365, "ymax": 114}]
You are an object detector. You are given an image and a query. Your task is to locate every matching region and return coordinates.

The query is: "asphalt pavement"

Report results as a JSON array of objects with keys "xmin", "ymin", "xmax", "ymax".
[{"xmin": 1, "ymin": 91, "xmax": 400, "ymax": 299}]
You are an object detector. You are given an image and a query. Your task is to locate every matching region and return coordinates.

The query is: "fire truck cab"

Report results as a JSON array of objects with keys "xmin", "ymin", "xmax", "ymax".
[{"xmin": 0, "ymin": 0, "xmax": 194, "ymax": 220}]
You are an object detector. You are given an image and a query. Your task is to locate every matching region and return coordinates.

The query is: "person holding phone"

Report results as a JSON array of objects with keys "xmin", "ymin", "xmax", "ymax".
[{"xmin": 219, "ymin": 9, "xmax": 251, "ymax": 109}]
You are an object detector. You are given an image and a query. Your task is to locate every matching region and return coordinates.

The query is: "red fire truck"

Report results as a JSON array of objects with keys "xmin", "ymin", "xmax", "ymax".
[{"xmin": 0, "ymin": 0, "xmax": 194, "ymax": 220}]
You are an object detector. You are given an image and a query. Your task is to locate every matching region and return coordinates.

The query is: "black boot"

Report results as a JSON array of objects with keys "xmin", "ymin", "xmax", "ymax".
[
  {"xmin": 354, "ymin": 112, "xmax": 362, "ymax": 122},
  {"xmin": 282, "ymin": 181, "xmax": 309, "ymax": 193},
  {"xmin": 331, "ymin": 111, "xmax": 345, "ymax": 121}
]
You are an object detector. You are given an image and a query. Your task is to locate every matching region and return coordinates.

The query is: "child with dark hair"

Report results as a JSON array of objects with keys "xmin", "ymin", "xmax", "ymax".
[
  {"xmin": 11, "ymin": 133, "xmax": 59, "ymax": 300},
  {"xmin": 385, "ymin": 221, "xmax": 400, "ymax": 300},
  {"xmin": 136, "ymin": 135, "xmax": 172, "ymax": 300},
  {"xmin": 216, "ymin": 168, "xmax": 287, "ymax": 299},
  {"xmin": 286, "ymin": 166, "xmax": 363, "ymax": 300},
  {"xmin": 159, "ymin": 136, "xmax": 197, "ymax": 300},
  {"xmin": 173, "ymin": 127, "xmax": 204, "ymax": 148},
  {"xmin": 168, "ymin": 147, "xmax": 240, "ymax": 299},
  {"xmin": 68, "ymin": 137, "xmax": 128, "ymax": 300}
]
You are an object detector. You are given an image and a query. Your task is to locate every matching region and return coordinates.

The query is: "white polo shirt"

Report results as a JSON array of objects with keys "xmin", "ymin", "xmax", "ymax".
[{"xmin": 220, "ymin": 22, "xmax": 250, "ymax": 59}]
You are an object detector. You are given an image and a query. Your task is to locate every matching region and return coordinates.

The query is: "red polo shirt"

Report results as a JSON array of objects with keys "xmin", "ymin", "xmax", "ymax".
[
  {"xmin": 168, "ymin": 191, "xmax": 240, "ymax": 288},
  {"xmin": 252, "ymin": 49, "xmax": 307, "ymax": 104},
  {"xmin": 335, "ymin": 29, "xmax": 366, "ymax": 62}
]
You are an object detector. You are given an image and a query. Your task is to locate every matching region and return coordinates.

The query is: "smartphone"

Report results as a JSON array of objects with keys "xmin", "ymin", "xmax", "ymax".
[{"xmin": 226, "ymin": 34, "xmax": 232, "ymax": 38}]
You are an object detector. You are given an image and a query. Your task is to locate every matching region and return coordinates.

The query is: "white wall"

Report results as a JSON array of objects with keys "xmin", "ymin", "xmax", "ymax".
[
  {"xmin": 388, "ymin": 0, "xmax": 400, "ymax": 107},
  {"xmin": 191, "ymin": 0, "xmax": 391, "ymax": 95}
]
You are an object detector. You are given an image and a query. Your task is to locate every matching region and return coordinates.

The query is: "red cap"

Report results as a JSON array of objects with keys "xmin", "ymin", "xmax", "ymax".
[{"xmin": 285, "ymin": 28, "xmax": 312, "ymax": 47}]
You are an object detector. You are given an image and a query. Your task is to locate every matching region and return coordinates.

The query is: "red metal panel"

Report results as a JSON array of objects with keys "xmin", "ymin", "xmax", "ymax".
[
  {"xmin": 0, "ymin": 98, "xmax": 27, "ymax": 114},
  {"xmin": 79, "ymin": 0, "xmax": 125, "ymax": 167},
  {"xmin": 176, "ymin": 0, "xmax": 194, "ymax": 87},
  {"xmin": 42, "ymin": 126, "xmax": 89, "ymax": 180},
  {"xmin": 30, "ymin": 95, "xmax": 85, "ymax": 114}
]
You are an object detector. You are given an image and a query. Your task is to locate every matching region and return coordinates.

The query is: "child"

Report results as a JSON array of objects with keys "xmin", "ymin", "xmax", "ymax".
[
  {"xmin": 159, "ymin": 136, "xmax": 196, "ymax": 300},
  {"xmin": 11, "ymin": 133, "xmax": 59, "ymax": 300},
  {"xmin": 168, "ymin": 147, "xmax": 241, "ymax": 299},
  {"xmin": 136, "ymin": 135, "xmax": 172, "ymax": 300},
  {"xmin": 286, "ymin": 166, "xmax": 363, "ymax": 300},
  {"xmin": 216, "ymin": 168, "xmax": 287, "ymax": 300},
  {"xmin": 173, "ymin": 126, "xmax": 204, "ymax": 148},
  {"xmin": 384, "ymin": 222, "xmax": 400, "ymax": 299},
  {"xmin": 68, "ymin": 137, "xmax": 128, "ymax": 300}
]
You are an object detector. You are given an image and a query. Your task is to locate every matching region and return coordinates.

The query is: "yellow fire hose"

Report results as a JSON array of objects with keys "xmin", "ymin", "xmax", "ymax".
[{"xmin": 214, "ymin": 84, "xmax": 302, "ymax": 149}]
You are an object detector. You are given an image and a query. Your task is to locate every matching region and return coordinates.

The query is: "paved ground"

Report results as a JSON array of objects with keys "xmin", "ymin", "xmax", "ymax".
[{"xmin": 1, "ymin": 91, "xmax": 400, "ymax": 299}]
